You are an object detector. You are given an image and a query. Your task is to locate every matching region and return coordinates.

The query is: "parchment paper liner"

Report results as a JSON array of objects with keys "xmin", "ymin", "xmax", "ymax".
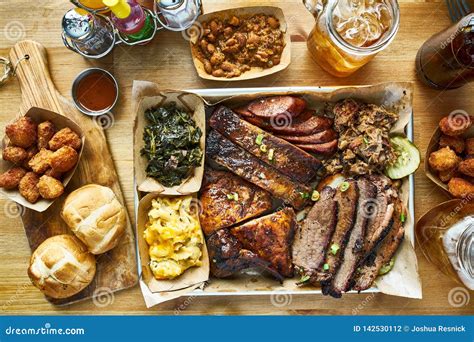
[
  {"xmin": 132, "ymin": 81, "xmax": 422, "ymax": 301},
  {"xmin": 137, "ymin": 192, "xmax": 209, "ymax": 307},
  {"xmin": 0, "ymin": 107, "xmax": 85, "ymax": 212},
  {"xmin": 133, "ymin": 91, "xmax": 206, "ymax": 195},
  {"xmin": 425, "ymin": 126, "xmax": 474, "ymax": 195},
  {"xmin": 190, "ymin": 6, "xmax": 291, "ymax": 81}
]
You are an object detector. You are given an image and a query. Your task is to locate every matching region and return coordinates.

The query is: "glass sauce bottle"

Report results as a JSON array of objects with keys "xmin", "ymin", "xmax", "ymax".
[{"xmin": 416, "ymin": 14, "xmax": 474, "ymax": 89}]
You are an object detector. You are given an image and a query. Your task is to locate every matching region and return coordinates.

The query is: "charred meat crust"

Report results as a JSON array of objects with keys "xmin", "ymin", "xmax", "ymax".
[
  {"xmin": 209, "ymin": 106, "xmax": 321, "ymax": 183},
  {"xmin": 207, "ymin": 229, "xmax": 284, "ymax": 281},
  {"xmin": 351, "ymin": 200, "xmax": 405, "ymax": 291},
  {"xmin": 206, "ymin": 130, "xmax": 311, "ymax": 209},
  {"xmin": 292, "ymin": 187, "xmax": 337, "ymax": 275},
  {"xmin": 326, "ymin": 178, "xmax": 377, "ymax": 297},
  {"xmin": 313, "ymin": 179, "xmax": 359, "ymax": 283},
  {"xmin": 199, "ymin": 170, "xmax": 272, "ymax": 236},
  {"xmin": 235, "ymin": 96, "xmax": 307, "ymax": 119},
  {"xmin": 231, "ymin": 208, "xmax": 296, "ymax": 278}
]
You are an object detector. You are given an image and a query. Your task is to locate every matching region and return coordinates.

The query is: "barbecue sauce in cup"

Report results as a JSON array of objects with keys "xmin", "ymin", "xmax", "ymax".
[{"xmin": 72, "ymin": 68, "xmax": 118, "ymax": 116}]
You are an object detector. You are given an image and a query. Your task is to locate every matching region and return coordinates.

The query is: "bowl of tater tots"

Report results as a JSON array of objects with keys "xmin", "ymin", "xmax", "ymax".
[
  {"xmin": 0, "ymin": 107, "xmax": 84, "ymax": 211},
  {"xmin": 425, "ymin": 112, "xmax": 474, "ymax": 199}
]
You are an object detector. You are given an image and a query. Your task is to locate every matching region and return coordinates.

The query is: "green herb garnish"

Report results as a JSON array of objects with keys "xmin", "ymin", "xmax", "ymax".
[
  {"xmin": 268, "ymin": 148, "xmax": 274, "ymax": 161},
  {"xmin": 400, "ymin": 213, "xmax": 406, "ymax": 223},
  {"xmin": 141, "ymin": 102, "xmax": 202, "ymax": 187},
  {"xmin": 330, "ymin": 243, "xmax": 340, "ymax": 255},
  {"xmin": 323, "ymin": 263, "xmax": 330, "ymax": 271},
  {"xmin": 299, "ymin": 192, "xmax": 310, "ymax": 199},
  {"xmin": 379, "ymin": 258, "xmax": 395, "ymax": 275},
  {"xmin": 339, "ymin": 181, "xmax": 350, "ymax": 192},
  {"xmin": 255, "ymin": 134, "xmax": 264, "ymax": 145}
]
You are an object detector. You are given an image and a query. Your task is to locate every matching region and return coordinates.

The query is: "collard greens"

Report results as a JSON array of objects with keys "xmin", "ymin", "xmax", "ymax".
[{"xmin": 141, "ymin": 102, "xmax": 203, "ymax": 187}]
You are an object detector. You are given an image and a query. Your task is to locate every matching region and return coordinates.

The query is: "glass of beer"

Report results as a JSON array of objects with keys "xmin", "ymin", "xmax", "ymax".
[{"xmin": 304, "ymin": 0, "xmax": 400, "ymax": 77}]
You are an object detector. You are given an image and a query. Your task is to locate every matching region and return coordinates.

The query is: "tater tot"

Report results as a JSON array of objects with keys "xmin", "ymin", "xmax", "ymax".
[
  {"xmin": 19, "ymin": 172, "xmax": 40, "ymax": 203},
  {"xmin": 48, "ymin": 128, "xmax": 81, "ymax": 151},
  {"xmin": 429, "ymin": 147, "xmax": 461, "ymax": 172},
  {"xmin": 5, "ymin": 117, "xmax": 37, "ymax": 148},
  {"xmin": 0, "ymin": 167, "xmax": 27, "ymax": 189},
  {"xmin": 50, "ymin": 146, "xmax": 78, "ymax": 173},
  {"xmin": 28, "ymin": 148, "xmax": 53, "ymax": 174},
  {"xmin": 2, "ymin": 146, "xmax": 27, "ymax": 164},
  {"xmin": 439, "ymin": 135, "xmax": 465, "ymax": 154},
  {"xmin": 37, "ymin": 175, "xmax": 64, "ymax": 199},
  {"xmin": 458, "ymin": 159, "xmax": 474, "ymax": 177},
  {"xmin": 448, "ymin": 177, "xmax": 474, "ymax": 198},
  {"xmin": 37, "ymin": 121, "xmax": 56, "ymax": 149}
]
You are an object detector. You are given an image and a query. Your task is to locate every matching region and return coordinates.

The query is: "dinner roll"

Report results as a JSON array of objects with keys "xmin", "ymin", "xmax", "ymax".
[
  {"xmin": 28, "ymin": 235, "xmax": 96, "ymax": 299},
  {"xmin": 61, "ymin": 184, "xmax": 126, "ymax": 254}
]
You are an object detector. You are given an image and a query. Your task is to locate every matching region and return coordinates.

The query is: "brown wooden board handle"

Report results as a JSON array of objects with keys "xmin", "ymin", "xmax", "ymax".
[{"xmin": 9, "ymin": 40, "xmax": 63, "ymax": 115}]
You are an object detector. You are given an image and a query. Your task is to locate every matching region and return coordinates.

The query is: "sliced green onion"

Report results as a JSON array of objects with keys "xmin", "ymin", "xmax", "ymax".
[
  {"xmin": 258, "ymin": 172, "xmax": 266, "ymax": 179},
  {"xmin": 260, "ymin": 144, "xmax": 267, "ymax": 152},
  {"xmin": 226, "ymin": 192, "xmax": 239, "ymax": 201},
  {"xmin": 323, "ymin": 263, "xmax": 330, "ymax": 271},
  {"xmin": 255, "ymin": 134, "xmax": 264, "ymax": 145},
  {"xmin": 400, "ymin": 213, "xmax": 406, "ymax": 223},
  {"xmin": 299, "ymin": 274, "xmax": 310, "ymax": 283},
  {"xmin": 311, "ymin": 190, "xmax": 320, "ymax": 201},
  {"xmin": 299, "ymin": 192, "xmax": 310, "ymax": 199},
  {"xmin": 330, "ymin": 243, "xmax": 340, "ymax": 255},
  {"xmin": 268, "ymin": 148, "xmax": 274, "ymax": 161},
  {"xmin": 379, "ymin": 258, "xmax": 395, "ymax": 275},
  {"xmin": 340, "ymin": 181, "xmax": 350, "ymax": 192},
  {"xmin": 363, "ymin": 136, "xmax": 369, "ymax": 144}
]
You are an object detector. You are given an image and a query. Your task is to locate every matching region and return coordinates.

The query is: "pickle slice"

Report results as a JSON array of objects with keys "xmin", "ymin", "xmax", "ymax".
[{"xmin": 385, "ymin": 135, "xmax": 420, "ymax": 179}]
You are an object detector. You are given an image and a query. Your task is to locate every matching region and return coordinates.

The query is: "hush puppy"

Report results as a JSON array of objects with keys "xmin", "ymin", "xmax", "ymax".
[
  {"xmin": 3, "ymin": 146, "xmax": 27, "ymax": 164},
  {"xmin": 448, "ymin": 177, "xmax": 474, "ymax": 198},
  {"xmin": 37, "ymin": 121, "xmax": 56, "ymax": 149},
  {"xmin": 465, "ymin": 138, "xmax": 474, "ymax": 156},
  {"xmin": 19, "ymin": 172, "xmax": 40, "ymax": 203},
  {"xmin": 28, "ymin": 148, "xmax": 53, "ymax": 174},
  {"xmin": 429, "ymin": 147, "xmax": 461, "ymax": 172},
  {"xmin": 48, "ymin": 128, "xmax": 81, "ymax": 151},
  {"xmin": 50, "ymin": 146, "xmax": 78, "ymax": 173},
  {"xmin": 438, "ymin": 135, "xmax": 465, "ymax": 154},
  {"xmin": 22, "ymin": 146, "xmax": 38, "ymax": 170},
  {"xmin": 439, "ymin": 168, "xmax": 459, "ymax": 183},
  {"xmin": 0, "ymin": 167, "xmax": 27, "ymax": 189},
  {"xmin": 458, "ymin": 159, "xmax": 474, "ymax": 177},
  {"xmin": 44, "ymin": 168, "xmax": 63, "ymax": 180},
  {"xmin": 439, "ymin": 115, "xmax": 472, "ymax": 136},
  {"xmin": 37, "ymin": 175, "xmax": 64, "ymax": 199},
  {"xmin": 5, "ymin": 117, "xmax": 37, "ymax": 148}
]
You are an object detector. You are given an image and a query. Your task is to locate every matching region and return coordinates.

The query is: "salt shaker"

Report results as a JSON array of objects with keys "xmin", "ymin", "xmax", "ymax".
[{"xmin": 62, "ymin": 9, "xmax": 116, "ymax": 58}]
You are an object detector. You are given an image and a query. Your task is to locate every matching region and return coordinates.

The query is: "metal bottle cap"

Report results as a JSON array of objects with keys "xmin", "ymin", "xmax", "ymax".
[{"xmin": 62, "ymin": 9, "xmax": 94, "ymax": 40}]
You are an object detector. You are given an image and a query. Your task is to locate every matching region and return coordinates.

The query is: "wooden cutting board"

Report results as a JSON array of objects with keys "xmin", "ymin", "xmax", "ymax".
[{"xmin": 8, "ymin": 40, "xmax": 138, "ymax": 305}]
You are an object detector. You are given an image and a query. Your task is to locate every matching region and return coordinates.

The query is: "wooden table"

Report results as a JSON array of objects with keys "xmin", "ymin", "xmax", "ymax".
[{"xmin": 0, "ymin": 0, "xmax": 472, "ymax": 315}]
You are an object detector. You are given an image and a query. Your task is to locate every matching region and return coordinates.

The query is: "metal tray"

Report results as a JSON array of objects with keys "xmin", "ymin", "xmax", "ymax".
[{"xmin": 135, "ymin": 86, "xmax": 415, "ymax": 297}]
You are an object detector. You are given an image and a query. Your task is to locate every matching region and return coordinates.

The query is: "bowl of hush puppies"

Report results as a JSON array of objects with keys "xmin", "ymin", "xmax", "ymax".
[
  {"xmin": 0, "ymin": 107, "xmax": 85, "ymax": 212},
  {"xmin": 425, "ymin": 111, "xmax": 474, "ymax": 199}
]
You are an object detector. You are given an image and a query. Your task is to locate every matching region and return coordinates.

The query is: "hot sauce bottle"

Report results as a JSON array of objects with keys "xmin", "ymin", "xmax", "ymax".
[
  {"xmin": 416, "ymin": 14, "xmax": 474, "ymax": 89},
  {"xmin": 103, "ymin": 0, "xmax": 155, "ymax": 43}
]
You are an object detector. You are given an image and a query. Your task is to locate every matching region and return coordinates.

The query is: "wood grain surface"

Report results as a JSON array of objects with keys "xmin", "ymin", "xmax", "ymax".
[
  {"xmin": 0, "ymin": 0, "xmax": 473, "ymax": 315},
  {"xmin": 8, "ymin": 40, "xmax": 138, "ymax": 305}
]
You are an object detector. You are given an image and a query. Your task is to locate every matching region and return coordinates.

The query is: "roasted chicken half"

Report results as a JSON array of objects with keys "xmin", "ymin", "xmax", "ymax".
[
  {"xmin": 199, "ymin": 170, "xmax": 272, "ymax": 236},
  {"xmin": 207, "ymin": 208, "xmax": 296, "ymax": 280}
]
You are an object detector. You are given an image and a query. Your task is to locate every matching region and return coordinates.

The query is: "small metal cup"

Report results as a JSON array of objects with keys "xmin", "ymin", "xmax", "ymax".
[{"xmin": 71, "ymin": 68, "xmax": 119, "ymax": 116}]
